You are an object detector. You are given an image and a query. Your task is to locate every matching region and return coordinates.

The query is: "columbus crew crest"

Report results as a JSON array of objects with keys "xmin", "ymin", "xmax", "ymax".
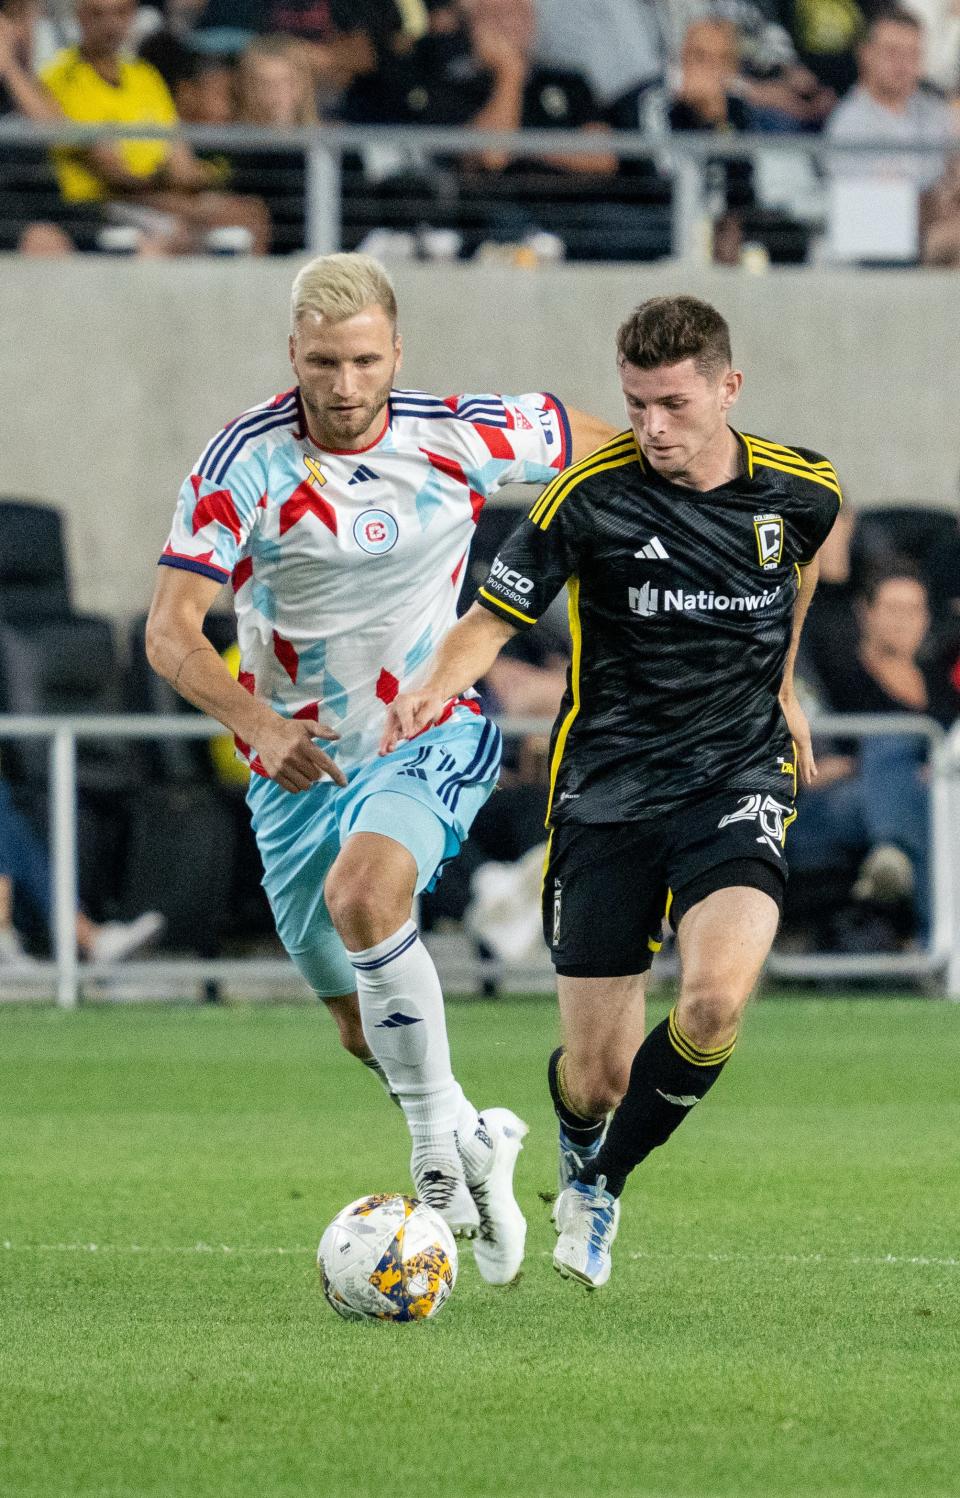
[{"xmin": 753, "ymin": 513, "xmax": 783, "ymax": 570}]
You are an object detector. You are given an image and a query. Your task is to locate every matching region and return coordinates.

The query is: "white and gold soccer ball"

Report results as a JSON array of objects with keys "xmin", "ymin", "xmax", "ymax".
[{"xmin": 317, "ymin": 1193, "xmax": 458, "ymax": 1323}]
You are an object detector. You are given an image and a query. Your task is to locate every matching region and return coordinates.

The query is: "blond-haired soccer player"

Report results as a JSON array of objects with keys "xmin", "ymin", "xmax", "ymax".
[{"xmin": 147, "ymin": 253, "xmax": 613, "ymax": 1285}]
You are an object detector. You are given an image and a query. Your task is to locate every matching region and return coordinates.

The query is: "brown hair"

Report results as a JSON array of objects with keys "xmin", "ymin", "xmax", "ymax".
[
  {"xmin": 866, "ymin": 5, "xmax": 923, "ymax": 38},
  {"xmin": 616, "ymin": 295, "xmax": 732, "ymax": 378}
]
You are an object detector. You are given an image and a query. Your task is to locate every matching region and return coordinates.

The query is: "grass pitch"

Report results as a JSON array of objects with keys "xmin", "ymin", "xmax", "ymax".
[{"xmin": 1, "ymin": 995, "xmax": 958, "ymax": 1498}]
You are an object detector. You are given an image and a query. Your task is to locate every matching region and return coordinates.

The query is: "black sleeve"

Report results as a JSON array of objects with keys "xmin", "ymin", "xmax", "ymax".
[
  {"xmin": 793, "ymin": 447, "xmax": 843, "ymax": 564},
  {"xmin": 475, "ymin": 504, "xmax": 580, "ymax": 630}
]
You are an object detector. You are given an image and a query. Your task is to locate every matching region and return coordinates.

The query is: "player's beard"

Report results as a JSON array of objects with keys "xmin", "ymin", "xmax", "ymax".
[{"xmin": 304, "ymin": 376, "xmax": 393, "ymax": 448}]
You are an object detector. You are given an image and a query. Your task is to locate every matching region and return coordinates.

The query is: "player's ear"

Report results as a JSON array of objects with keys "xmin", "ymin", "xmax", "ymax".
[
  {"xmin": 394, "ymin": 332, "xmax": 403, "ymax": 371},
  {"xmin": 288, "ymin": 332, "xmax": 297, "ymax": 371},
  {"xmin": 720, "ymin": 368, "xmax": 743, "ymax": 411}
]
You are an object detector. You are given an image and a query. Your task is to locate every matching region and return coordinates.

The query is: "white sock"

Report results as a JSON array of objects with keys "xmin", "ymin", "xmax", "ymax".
[
  {"xmin": 349, "ymin": 920, "xmax": 474, "ymax": 1165},
  {"xmin": 455, "ymin": 1091, "xmax": 493, "ymax": 1185}
]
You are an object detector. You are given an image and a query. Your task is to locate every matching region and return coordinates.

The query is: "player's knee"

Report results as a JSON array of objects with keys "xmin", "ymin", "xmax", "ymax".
[
  {"xmin": 676, "ymin": 982, "xmax": 743, "ymax": 1047},
  {"xmin": 570, "ymin": 1058, "xmax": 629, "ymax": 1117},
  {"xmin": 325, "ymin": 864, "xmax": 407, "ymax": 948}
]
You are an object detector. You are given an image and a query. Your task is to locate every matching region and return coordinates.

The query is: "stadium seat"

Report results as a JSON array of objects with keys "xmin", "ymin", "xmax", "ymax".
[{"xmin": 0, "ymin": 499, "xmax": 72, "ymax": 623}]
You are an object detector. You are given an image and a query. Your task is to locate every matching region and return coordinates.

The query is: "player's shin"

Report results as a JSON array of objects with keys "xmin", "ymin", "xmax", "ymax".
[
  {"xmin": 548, "ymin": 1045, "xmax": 606, "ymax": 1191},
  {"xmin": 348, "ymin": 918, "xmax": 481, "ymax": 1232},
  {"xmin": 578, "ymin": 1006, "xmax": 735, "ymax": 1198}
]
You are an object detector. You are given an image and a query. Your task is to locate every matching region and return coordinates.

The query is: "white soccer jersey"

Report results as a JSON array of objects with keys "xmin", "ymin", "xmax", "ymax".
[{"xmin": 161, "ymin": 387, "xmax": 571, "ymax": 776}]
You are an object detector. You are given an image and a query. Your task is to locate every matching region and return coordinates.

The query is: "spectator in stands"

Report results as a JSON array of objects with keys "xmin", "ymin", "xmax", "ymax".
[
  {"xmin": 790, "ymin": 563, "xmax": 959, "ymax": 943},
  {"xmin": 230, "ymin": 33, "xmax": 316, "ymax": 251},
  {"xmin": 41, "ymin": 0, "xmax": 270, "ymax": 254},
  {"xmin": 826, "ymin": 8, "xmax": 960, "ymax": 266},
  {"xmin": 775, "ymin": 0, "xmax": 869, "ymax": 97},
  {"xmin": 900, "ymin": 0, "xmax": 960, "ymax": 95},
  {"xmin": 531, "ymin": 0, "xmax": 665, "ymax": 119},
  {"xmin": 640, "ymin": 18, "xmax": 757, "ymax": 264},
  {"xmin": 0, "ymin": 775, "xmax": 165, "ymax": 968},
  {"xmin": 343, "ymin": 0, "xmax": 620, "ymax": 257},
  {"xmin": 0, "ymin": 0, "xmax": 77, "ymax": 252},
  {"xmin": 138, "ymin": 30, "xmax": 236, "ymax": 124},
  {"xmin": 662, "ymin": 0, "xmax": 836, "ymax": 126},
  {"xmin": 193, "ymin": 0, "xmax": 404, "ymax": 105}
]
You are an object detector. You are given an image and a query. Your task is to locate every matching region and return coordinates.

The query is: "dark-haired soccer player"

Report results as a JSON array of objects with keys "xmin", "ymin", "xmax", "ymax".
[{"xmin": 381, "ymin": 294, "xmax": 842, "ymax": 1288}]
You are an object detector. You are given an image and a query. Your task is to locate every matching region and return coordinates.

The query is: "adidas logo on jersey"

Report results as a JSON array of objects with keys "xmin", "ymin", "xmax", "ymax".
[
  {"xmin": 348, "ymin": 464, "xmax": 379, "ymax": 484},
  {"xmin": 629, "ymin": 582, "xmax": 783, "ymax": 617},
  {"xmin": 633, "ymin": 536, "xmax": 669, "ymax": 560}
]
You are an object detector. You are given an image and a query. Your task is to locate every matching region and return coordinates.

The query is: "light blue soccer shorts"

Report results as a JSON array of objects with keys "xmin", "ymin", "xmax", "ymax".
[{"xmin": 246, "ymin": 708, "xmax": 502, "ymax": 999}]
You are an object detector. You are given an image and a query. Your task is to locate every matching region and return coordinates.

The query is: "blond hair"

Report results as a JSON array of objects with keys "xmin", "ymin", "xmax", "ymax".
[{"xmin": 290, "ymin": 253, "xmax": 398, "ymax": 331}]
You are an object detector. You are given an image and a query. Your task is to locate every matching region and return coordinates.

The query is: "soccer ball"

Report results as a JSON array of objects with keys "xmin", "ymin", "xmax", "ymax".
[{"xmin": 317, "ymin": 1193, "xmax": 458, "ymax": 1323}]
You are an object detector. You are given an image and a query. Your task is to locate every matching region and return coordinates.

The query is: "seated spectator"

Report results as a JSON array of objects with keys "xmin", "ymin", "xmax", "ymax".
[
  {"xmin": 0, "ymin": 775, "xmax": 165, "ymax": 968},
  {"xmin": 663, "ymin": 0, "xmax": 836, "ymax": 126},
  {"xmin": 41, "ymin": 0, "xmax": 270, "ymax": 254},
  {"xmin": 640, "ymin": 18, "xmax": 757, "ymax": 264},
  {"xmin": 230, "ymin": 32, "xmax": 316, "ymax": 250},
  {"xmin": 774, "ymin": 0, "xmax": 869, "ymax": 97},
  {"xmin": 532, "ymin": 0, "xmax": 665, "ymax": 119},
  {"xmin": 138, "ymin": 30, "xmax": 236, "ymax": 123},
  {"xmin": 826, "ymin": 8, "xmax": 959, "ymax": 266},
  {"xmin": 901, "ymin": 0, "xmax": 960, "ymax": 95},
  {"xmin": 193, "ymin": 0, "xmax": 403, "ymax": 105},
  {"xmin": 789, "ymin": 564, "xmax": 959, "ymax": 945},
  {"xmin": 0, "ymin": 0, "xmax": 78, "ymax": 251},
  {"xmin": 344, "ymin": 0, "xmax": 626, "ymax": 259}
]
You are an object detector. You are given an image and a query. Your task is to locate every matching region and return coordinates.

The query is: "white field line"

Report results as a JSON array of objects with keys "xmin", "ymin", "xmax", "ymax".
[{"xmin": 1, "ymin": 1240, "xmax": 958, "ymax": 1269}]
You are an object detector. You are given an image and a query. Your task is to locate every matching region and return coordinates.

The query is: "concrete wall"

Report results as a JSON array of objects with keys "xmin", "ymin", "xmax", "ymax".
[{"xmin": 1, "ymin": 257, "xmax": 957, "ymax": 622}]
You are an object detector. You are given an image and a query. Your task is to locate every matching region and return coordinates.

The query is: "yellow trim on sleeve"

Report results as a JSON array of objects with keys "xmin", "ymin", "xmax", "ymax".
[
  {"xmin": 529, "ymin": 433, "xmax": 637, "ymax": 528},
  {"xmin": 544, "ymin": 577, "xmax": 582, "ymax": 825},
  {"xmin": 477, "ymin": 587, "xmax": 538, "ymax": 626}
]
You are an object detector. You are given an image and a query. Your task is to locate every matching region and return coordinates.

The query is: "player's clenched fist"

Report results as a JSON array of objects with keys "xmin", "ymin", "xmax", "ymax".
[
  {"xmin": 258, "ymin": 716, "xmax": 347, "ymax": 792},
  {"xmin": 380, "ymin": 690, "xmax": 446, "ymax": 756}
]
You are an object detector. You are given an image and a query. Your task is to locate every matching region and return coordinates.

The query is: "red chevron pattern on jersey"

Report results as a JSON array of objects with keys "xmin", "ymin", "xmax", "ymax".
[
  {"xmin": 191, "ymin": 476, "xmax": 242, "ymax": 543},
  {"xmin": 376, "ymin": 668, "xmax": 399, "ymax": 705},
  {"xmin": 420, "ymin": 448, "xmax": 485, "ymax": 524},
  {"xmin": 279, "ymin": 481, "xmax": 338, "ymax": 537},
  {"xmin": 232, "ymin": 556, "xmax": 254, "ymax": 592},
  {"xmin": 273, "ymin": 630, "xmax": 299, "ymax": 683}
]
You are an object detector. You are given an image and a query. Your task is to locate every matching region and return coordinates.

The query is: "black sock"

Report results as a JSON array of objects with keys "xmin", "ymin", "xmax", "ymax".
[
  {"xmin": 547, "ymin": 1045, "xmax": 606, "ymax": 1148},
  {"xmin": 579, "ymin": 1008, "xmax": 735, "ymax": 1198}
]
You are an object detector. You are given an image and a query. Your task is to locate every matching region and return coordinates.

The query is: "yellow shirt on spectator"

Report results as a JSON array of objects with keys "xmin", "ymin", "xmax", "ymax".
[{"xmin": 40, "ymin": 48, "xmax": 177, "ymax": 202}]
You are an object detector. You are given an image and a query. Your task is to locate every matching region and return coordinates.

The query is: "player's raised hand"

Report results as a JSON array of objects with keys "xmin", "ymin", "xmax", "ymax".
[
  {"xmin": 257, "ymin": 716, "xmax": 347, "ymax": 792},
  {"xmin": 380, "ymin": 689, "xmax": 447, "ymax": 756}
]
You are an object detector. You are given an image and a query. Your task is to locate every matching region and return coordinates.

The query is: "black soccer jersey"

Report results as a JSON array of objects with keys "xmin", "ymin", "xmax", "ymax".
[{"xmin": 475, "ymin": 429, "xmax": 842, "ymax": 824}]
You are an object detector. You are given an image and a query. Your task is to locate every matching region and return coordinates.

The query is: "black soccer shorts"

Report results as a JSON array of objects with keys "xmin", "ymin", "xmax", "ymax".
[{"xmin": 542, "ymin": 787, "xmax": 795, "ymax": 978}]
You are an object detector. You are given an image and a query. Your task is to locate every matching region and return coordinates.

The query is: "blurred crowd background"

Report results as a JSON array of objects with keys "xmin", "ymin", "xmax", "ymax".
[{"xmin": 0, "ymin": 0, "xmax": 959, "ymax": 263}]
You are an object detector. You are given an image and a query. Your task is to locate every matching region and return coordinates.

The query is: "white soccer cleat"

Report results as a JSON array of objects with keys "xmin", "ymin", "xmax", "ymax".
[
  {"xmin": 553, "ymin": 1176, "xmax": 620, "ymax": 1289},
  {"xmin": 411, "ymin": 1155, "xmax": 480, "ymax": 1239},
  {"xmin": 88, "ymin": 911, "xmax": 165, "ymax": 964},
  {"xmin": 463, "ymin": 1107, "xmax": 529, "ymax": 1285}
]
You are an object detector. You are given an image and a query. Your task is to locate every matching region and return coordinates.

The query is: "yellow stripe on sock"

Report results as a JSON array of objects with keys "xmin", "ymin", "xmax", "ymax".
[{"xmin": 668, "ymin": 1006, "xmax": 737, "ymax": 1067}]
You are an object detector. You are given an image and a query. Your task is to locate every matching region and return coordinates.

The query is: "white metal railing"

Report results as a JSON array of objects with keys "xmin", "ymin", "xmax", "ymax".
[
  {"xmin": 0, "ymin": 117, "xmax": 949, "ymax": 260},
  {"xmin": 0, "ymin": 710, "xmax": 956, "ymax": 1005}
]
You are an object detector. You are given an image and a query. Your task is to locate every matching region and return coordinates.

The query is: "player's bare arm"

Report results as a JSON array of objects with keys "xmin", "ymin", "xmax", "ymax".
[
  {"xmin": 380, "ymin": 604, "xmax": 517, "ymax": 755},
  {"xmin": 146, "ymin": 567, "xmax": 347, "ymax": 792},
  {"xmin": 778, "ymin": 553, "xmax": 820, "ymax": 788},
  {"xmin": 566, "ymin": 408, "xmax": 619, "ymax": 462}
]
